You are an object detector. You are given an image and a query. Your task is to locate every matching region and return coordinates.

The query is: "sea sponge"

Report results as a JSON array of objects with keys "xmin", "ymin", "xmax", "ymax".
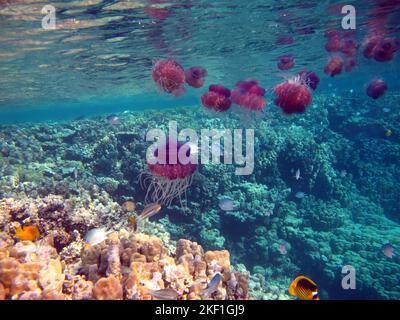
[{"xmin": 93, "ymin": 275, "xmax": 123, "ymax": 300}]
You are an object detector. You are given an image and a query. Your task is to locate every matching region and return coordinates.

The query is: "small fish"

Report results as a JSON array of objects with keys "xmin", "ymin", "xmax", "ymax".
[
  {"xmin": 383, "ymin": 108, "xmax": 391, "ymax": 113},
  {"xmin": 385, "ymin": 129, "xmax": 392, "ymax": 137},
  {"xmin": 73, "ymin": 168, "xmax": 78, "ymax": 180},
  {"xmin": 218, "ymin": 197, "xmax": 238, "ymax": 211},
  {"xmin": 84, "ymin": 228, "xmax": 112, "ymax": 246},
  {"xmin": 106, "ymin": 115, "xmax": 120, "ymax": 125},
  {"xmin": 138, "ymin": 203, "xmax": 161, "ymax": 221},
  {"xmin": 295, "ymin": 192, "xmax": 306, "ymax": 199},
  {"xmin": 382, "ymin": 243, "xmax": 395, "ymax": 259},
  {"xmin": 121, "ymin": 201, "xmax": 136, "ymax": 212},
  {"xmin": 340, "ymin": 170, "xmax": 347, "ymax": 178},
  {"xmin": 288, "ymin": 276, "xmax": 319, "ymax": 300},
  {"xmin": 15, "ymin": 225, "xmax": 40, "ymax": 241},
  {"xmin": 149, "ymin": 288, "xmax": 179, "ymax": 300},
  {"xmin": 201, "ymin": 273, "xmax": 222, "ymax": 299},
  {"xmin": 294, "ymin": 168, "xmax": 301, "ymax": 180},
  {"xmin": 128, "ymin": 216, "xmax": 138, "ymax": 232}
]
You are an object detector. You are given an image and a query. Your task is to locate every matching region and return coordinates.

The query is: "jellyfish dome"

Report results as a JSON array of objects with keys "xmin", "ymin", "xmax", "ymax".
[
  {"xmin": 185, "ymin": 67, "xmax": 208, "ymax": 88},
  {"xmin": 277, "ymin": 55, "xmax": 295, "ymax": 70},
  {"xmin": 298, "ymin": 70, "xmax": 320, "ymax": 90},
  {"xmin": 324, "ymin": 56, "xmax": 344, "ymax": 77},
  {"xmin": 366, "ymin": 79, "xmax": 388, "ymax": 99},
  {"xmin": 201, "ymin": 84, "xmax": 232, "ymax": 112},
  {"xmin": 231, "ymin": 80, "xmax": 267, "ymax": 111},
  {"xmin": 274, "ymin": 76, "xmax": 313, "ymax": 115},
  {"xmin": 141, "ymin": 142, "xmax": 197, "ymax": 206},
  {"xmin": 152, "ymin": 59, "xmax": 186, "ymax": 96}
]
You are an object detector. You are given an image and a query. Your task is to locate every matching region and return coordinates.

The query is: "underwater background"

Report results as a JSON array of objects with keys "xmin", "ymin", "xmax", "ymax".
[{"xmin": 0, "ymin": 0, "xmax": 399, "ymax": 300}]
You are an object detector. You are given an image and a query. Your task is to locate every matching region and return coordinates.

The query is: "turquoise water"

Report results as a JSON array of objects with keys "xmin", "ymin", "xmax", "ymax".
[{"xmin": 1, "ymin": 0, "xmax": 400, "ymax": 300}]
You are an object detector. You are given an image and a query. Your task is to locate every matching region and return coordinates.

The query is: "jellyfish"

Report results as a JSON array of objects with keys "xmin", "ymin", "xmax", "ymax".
[
  {"xmin": 185, "ymin": 67, "xmax": 208, "ymax": 88},
  {"xmin": 324, "ymin": 56, "xmax": 344, "ymax": 77},
  {"xmin": 340, "ymin": 39, "xmax": 358, "ymax": 57},
  {"xmin": 298, "ymin": 70, "xmax": 320, "ymax": 90},
  {"xmin": 325, "ymin": 35, "xmax": 342, "ymax": 52},
  {"xmin": 231, "ymin": 80, "xmax": 267, "ymax": 111},
  {"xmin": 373, "ymin": 38, "xmax": 398, "ymax": 62},
  {"xmin": 152, "ymin": 59, "xmax": 186, "ymax": 96},
  {"xmin": 140, "ymin": 142, "xmax": 197, "ymax": 206},
  {"xmin": 367, "ymin": 79, "xmax": 388, "ymax": 99},
  {"xmin": 363, "ymin": 36, "xmax": 382, "ymax": 59},
  {"xmin": 201, "ymin": 84, "xmax": 232, "ymax": 112},
  {"xmin": 277, "ymin": 55, "xmax": 295, "ymax": 70},
  {"xmin": 274, "ymin": 76, "xmax": 312, "ymax": 115}
]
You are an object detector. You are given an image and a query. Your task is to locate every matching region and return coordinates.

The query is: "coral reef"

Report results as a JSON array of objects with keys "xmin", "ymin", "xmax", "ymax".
[
  {"xmin": 0, "ymin": 92, "xmax": 399, "ymax": 299},
  {"xmin": 0, "ymin": 196, "xmax": 248, "ymax": 300}
]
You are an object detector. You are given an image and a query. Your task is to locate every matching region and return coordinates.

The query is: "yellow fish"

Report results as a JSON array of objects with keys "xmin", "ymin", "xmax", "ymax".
[
  {"xmin": 128, "ymin": 216, "xmax": 138, "ymax": 232},
  {"xmin": 15, "ymin": 225, "xmax": 40, "ymax": 241},
  {"xmin": 288, "ymin": 275, "xmax": 320, "ymax": 300}
]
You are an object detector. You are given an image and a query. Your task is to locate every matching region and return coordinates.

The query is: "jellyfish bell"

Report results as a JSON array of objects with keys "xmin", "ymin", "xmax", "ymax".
[
  {"xmin": 324, "ymin": 56, "xmax": 344, "ymax": 77},
  {"xmin": 201, "ymin": 84, "xmax": 232, "ymax": 112},
  {"xmin": 141, "ymin": 141, "xmax": 197, "ymax": 206},
  {"xmin": 362, "ymin": 36, "xmax": 382, "ymax": 58},
  {"xmin": 274, "ymin": 76, "xmax": 313, "ymax": 115},
  {"xmin": 185, "ymin": 67, "xmax": 208, "ymax": 88},
  {"xmin": 231, "ymin": 80, "xmax": 267, "ymax": 111},
  {"xmin": 298, "ymin": 70, "xmax": 320, "ymax": 90},
  {"xmin": 373, "ymin": 38, "xmax": 398, "ymax": 62},
  {"xmin": 152, "ymin": 59, "xmax": 186, "ymax": 96},
  {"xmin": 277, "ymin": 55, "xmax": 295, "ymax": 70},
  {"xmin": 325, "ymin": 35, "xmax": 342, "ymax": 52},
  {"xmin": 209, "ymin": 84, "xmax": 231, "ymax": 98},
  {"xmin": 366, "ymin": 79, "xmax": 388, "ymax": 99}
]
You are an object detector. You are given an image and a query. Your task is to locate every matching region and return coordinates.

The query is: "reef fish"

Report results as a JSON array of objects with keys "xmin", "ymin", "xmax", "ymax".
[
  {"xmin": 218, "ymin": 197, "xmax": 238, "ymax": 211},
  {"xmin": 138, "ymin": 203, "xmax": 162, "ymax": 221},
  {"xmin": 149, "ymin": 288, "xmax": 180, "ymax": 300},
  {"xmin": 15, "ymin": 225, "xmax": 40, "ymax": 241},
  {"xmin": 381, "ymin": 243, "xmax": 395, "ymax": 258},
  {"xmin": 201, "ymin": 273, "xmax": 222, "ymax": 299},
  {"xmin": 288, "ymin": 276, "xmax": 319, "ymax": 300},
  {"xmin": 295, "ymin": 192, "xmax": 306, "ymax": 199},
  {"xmin": 84, "ymin": 228, "xmax": 112, "ymax": 246},
  {"xmin": 294, "ymin": 168, "xmax": 301, "ymax": 180}
]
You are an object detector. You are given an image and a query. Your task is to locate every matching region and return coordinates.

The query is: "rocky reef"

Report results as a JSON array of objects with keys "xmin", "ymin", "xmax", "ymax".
[
  {"xmin": 0, "ymin": 196, "xmax": 248, "ymax": 300},
  {"xmin": 0, "ymin": 92, "xmax": 399, "ymax": 299}
]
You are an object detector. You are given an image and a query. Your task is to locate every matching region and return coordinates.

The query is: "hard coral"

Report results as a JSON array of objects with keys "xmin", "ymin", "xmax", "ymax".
[{"xmin": 93, "ymin": 275, "xmax": 123, "ymax": 300}]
